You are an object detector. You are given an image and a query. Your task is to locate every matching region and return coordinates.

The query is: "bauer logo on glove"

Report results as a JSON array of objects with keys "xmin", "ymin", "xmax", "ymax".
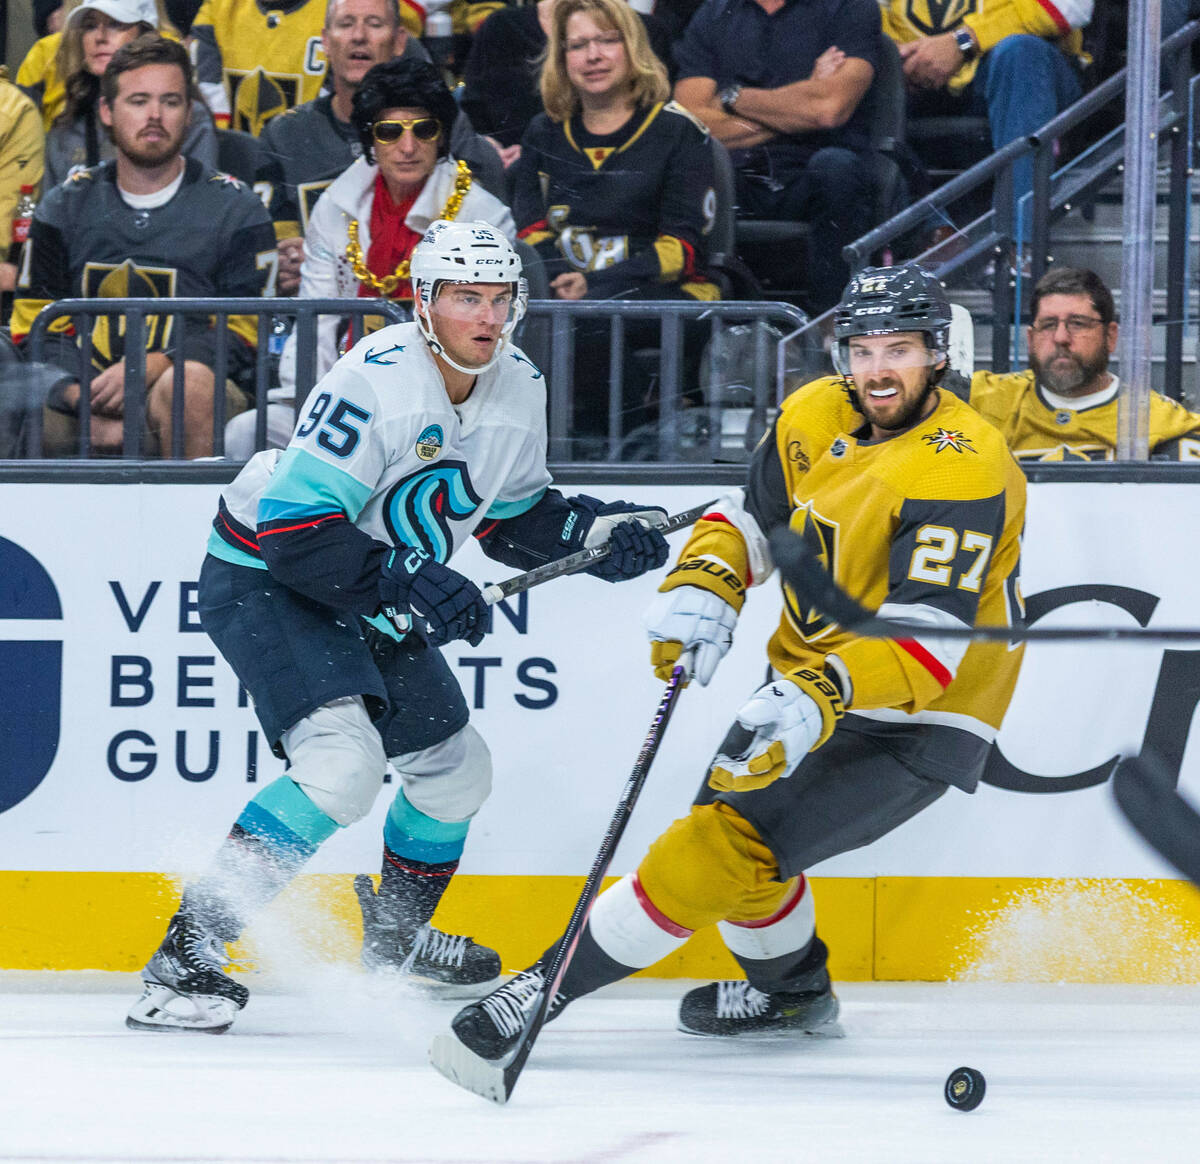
[{"xmin": 708, "ymin": 669, "xmax": 844, "ymax": 793}]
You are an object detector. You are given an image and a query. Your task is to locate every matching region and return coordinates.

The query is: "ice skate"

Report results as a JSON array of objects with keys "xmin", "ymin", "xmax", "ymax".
[
  {"xmin": 677, "ymin": 978, "xmax": 842, "ymax": 1038},
  {"xmin": 448, "ymin": 965, "xmax": 555, "ymax": 1061},
  {"xmin": 126, "ymin": 909, "xmax": 249, "ymax": 1034},
  {"xmin": 354, "ymin": 874, "xmax": 502, "ymax": 995}
]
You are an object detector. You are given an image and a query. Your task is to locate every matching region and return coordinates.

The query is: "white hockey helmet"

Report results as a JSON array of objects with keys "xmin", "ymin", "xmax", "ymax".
[{"xmin": 410, "ymin": 219, "xmax": 528, "ymax": 374}]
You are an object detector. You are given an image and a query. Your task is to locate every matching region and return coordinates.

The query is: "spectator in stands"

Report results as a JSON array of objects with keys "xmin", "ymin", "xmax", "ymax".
[
  {"xmin": 257, "ymin": 0, "xmax": 505, "ymax": 296},
  {"xmin": 189, "ymin": 0, "xmax": 421, "ymax": 136},
  {"xmin": 0, "ymin": 75, "xmax": 45, "ymax": 300},
  {"xmin": 671, "ymin": 0, "xmax": 880, "ymax": 313},
  {"xmin": 225, "ymin": 57, "xmax": 514, "ymax": 458},
  {"xmin": 970, "ymin": 267, "xmax": 1200, "ymax": 461},
  {"xmin": 460, "ymin": 0, "xmax": 673, "ymax": 163},
  {"xmin": 512, "ymin": 0, "xmax": 718, "ymax": 454},
  {"xmin": 16, "ymin": 1, "xmax": 77, "ymax": 131},
  {"xmin": 40, "ymin": 0, "xmax": 216, "ymax": 188},
  {"xmin": 882, "ymin": 0, "xmax": 1091, "ymax": 258},
  {"xmin": 11, "ymin": 36, "xmax": 277, "ymax": 459}
]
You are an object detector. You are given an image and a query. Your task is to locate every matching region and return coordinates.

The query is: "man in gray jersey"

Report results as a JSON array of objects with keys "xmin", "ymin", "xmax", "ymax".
[
  {"xmin": 11, "ymin": 36, "xmax": 275, "ymax": 457},
  {"xmin": 258, "ymin": 0, "xmax": 503, "ymax": 294}
]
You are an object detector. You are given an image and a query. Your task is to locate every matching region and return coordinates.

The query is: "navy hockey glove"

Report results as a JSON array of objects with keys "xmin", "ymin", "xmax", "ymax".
[
  {"xmin": 379, "ymin": 546, "xmax": 488, "ymax": 647},
  {"xmin": 560, "ymin": 495, "xmax": 669, "ymax": 582}
]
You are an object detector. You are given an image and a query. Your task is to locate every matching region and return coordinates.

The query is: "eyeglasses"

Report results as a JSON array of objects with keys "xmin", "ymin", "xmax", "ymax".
[
  {"xmin": 372, "ymin": 117, "xmax": 442, "ymax": 144},
  {"xmin": 1030, "ymin": 315, "xmax": 1105, "ymax": 336},
  {"xmin": 564, "ymin": 31, "xmax": 623, "ymax": 54}
]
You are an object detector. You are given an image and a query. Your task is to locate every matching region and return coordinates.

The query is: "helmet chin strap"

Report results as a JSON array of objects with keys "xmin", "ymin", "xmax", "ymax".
[{"xmin": 415, "ymin": 303, "xmax": 511, "ymax": 377}]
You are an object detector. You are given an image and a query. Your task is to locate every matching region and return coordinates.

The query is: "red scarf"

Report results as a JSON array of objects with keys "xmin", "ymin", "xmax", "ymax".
[{"xmin": 358, "ymin": 173, "xmax": 422, "ymax": 300}]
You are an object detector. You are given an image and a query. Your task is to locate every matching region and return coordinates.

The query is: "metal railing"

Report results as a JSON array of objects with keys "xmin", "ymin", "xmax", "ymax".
[
  {"xmin": 522, "ymin": 299, "xmax": 810, "ymax": 462},
  {"xmin": 798, "ymin": 20, "xmax": 1200, "ymax": 400},
  {"xmin": 26, "ymin": 298, "xmax": 408, "ymax": 459},
  {"xmin": 20, "ymin": 296, "xmax": 809, "ymax": 464}
]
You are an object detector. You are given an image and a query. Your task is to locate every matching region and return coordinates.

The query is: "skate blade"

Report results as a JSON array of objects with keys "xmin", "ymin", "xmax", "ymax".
[
  {"xmin": 429, "ymin": 1032, "xmax": 511, "ymax": 1104},
  {"xmin": 367, "ymin": 965, "xmax": 505, "ymax": 1000},
  {"xmin": 677, "ymin": 1018, "xmax": 846, "ymax": 1040},
  {"xmin": 125, "ymin": 982, "xmax": 239, "ymax": 1034}
]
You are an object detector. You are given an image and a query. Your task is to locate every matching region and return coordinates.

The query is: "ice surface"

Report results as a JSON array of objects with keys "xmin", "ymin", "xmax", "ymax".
[{"xmin": 2, "ymin": 973, "xmax": 1199, "ymax": 1163}]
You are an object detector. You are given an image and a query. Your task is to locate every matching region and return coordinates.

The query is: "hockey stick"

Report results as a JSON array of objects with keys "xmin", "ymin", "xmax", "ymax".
[
  {"xmin": 429, "ymin": 653, "xmax": 693, "ymax": 1104},
  {"xmin": 767, "ymin": 528, "xmax": 1200, "ymax": 644},
  {"xmin": 1111, "ymin": 754, "xmax": 1200, "ymax": 886},
  {"xmin": 479, "ymin": 500, "xmax": 715, "ymax": 605}
]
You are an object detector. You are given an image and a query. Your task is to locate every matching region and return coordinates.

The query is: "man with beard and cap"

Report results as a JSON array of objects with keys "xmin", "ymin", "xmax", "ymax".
[{"xmin": 969, "ymin": 267, "xmax": 1200, "ymax": 462}]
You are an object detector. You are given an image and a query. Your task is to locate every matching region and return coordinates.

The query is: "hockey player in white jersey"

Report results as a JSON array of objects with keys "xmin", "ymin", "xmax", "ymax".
[{"xmin": 127, "ymin": 220, "xmax": 670, "ymax": 1033}]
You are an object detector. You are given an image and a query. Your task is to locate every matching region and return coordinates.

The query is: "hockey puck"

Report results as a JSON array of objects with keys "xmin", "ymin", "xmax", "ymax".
[{"xmin": 944, "ymin": 1066, "xmax": 986, "ymax": 1111}]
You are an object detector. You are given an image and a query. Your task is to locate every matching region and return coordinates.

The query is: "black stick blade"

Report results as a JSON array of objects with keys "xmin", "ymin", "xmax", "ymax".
[
  {"xmin": 768, "ymin": 528, "xmax": 874, "ymax": 630},
  {"xmin": 1112, "ymin": 755, "xmax": 1200, "ymax": 885}
]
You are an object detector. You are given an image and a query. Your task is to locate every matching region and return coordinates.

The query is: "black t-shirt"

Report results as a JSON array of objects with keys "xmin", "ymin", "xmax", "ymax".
[{"xmin": 674, "ymin": 0, "xmax": 880, "ymax": 159}]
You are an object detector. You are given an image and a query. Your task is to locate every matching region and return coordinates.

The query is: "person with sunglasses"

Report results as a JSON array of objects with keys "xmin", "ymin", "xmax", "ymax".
[
  {"xmin": 969, "ymin": 267, "xmax": 1200, "ymax": 462},
  {"xmin": 126, "ymin": 219, "xmax": 670, "ymax": 1033},
  {"xmin": 226, "ymin": 57, "xmax": 514, "ymax": 459}
]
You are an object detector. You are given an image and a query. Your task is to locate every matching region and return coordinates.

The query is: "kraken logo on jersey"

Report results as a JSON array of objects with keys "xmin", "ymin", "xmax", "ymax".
[
  {"xmin": 382, "ymin": 460, "xmax": 483, "ymax": 562},
  {"xmin": 782, "ymin": 504, "xmax": 841, "ymax": 642},
  {"xmin": 904, "ymin": 0, "xmax": 977, "ymax": 37},
  {"xmin": 82, "ymin": 260, "xmax": 178, "ymax": 364},
  {"xmin": 228, "ymin": 67, "xmax": 301, "ymax": 136}
]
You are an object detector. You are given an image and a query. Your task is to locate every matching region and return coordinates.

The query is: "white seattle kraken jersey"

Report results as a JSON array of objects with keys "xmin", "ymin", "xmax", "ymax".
[{"xmin": 208, "ymin": 321, "xmax": 551, "ymax": 569}]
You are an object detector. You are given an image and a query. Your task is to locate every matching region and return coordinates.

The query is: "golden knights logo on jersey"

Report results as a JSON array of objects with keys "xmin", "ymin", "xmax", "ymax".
[
  {"xmin": 82, "ymin": 260, "xmax": 178, "ymax": 364},
  {"xmin": 783, "ymin": 503, "xmax": 840, "ymax": 642},
  {"xmin": 904, "ymin": 0, "xmax": 977, "ymax": 37},
  {"xmin": 298, "ymin": 180, "xmax": 333, "ymax": 233},
  {"xmin": 228, "ymin": 68, "xmax": 304, "ymax": 136}
]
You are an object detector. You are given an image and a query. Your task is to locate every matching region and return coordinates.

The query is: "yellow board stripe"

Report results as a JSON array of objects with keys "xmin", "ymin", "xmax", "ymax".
[{"xmin": 3, "ymin": 873, "xmax": 1198, "ymax": 982}]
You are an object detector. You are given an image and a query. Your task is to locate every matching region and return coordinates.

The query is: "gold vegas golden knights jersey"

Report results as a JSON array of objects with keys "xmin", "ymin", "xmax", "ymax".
[
  {"xmin": 673, "ymin": 376, "xmax": 1026, "ymax": 784},
  {"xmin": 191, "ymin": 0, "xmax": 427, "ymax": 134},
  {"xmin": 969, "ymin": 369, "xmax": 1200, "ymax": 462},
  {"xmin": 880, "ymin": 0, "xmax": 1089, "ymax": 93}
]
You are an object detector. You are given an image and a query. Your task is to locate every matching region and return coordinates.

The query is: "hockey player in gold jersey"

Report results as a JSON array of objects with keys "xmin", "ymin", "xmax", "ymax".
[
  {"xmin": 444, "ymin": 263, "xmax": 1027, "ymax": 1055},
  {"xmin": 970, "ymin": 267, "xmax": 1200, "ymax": 462}
]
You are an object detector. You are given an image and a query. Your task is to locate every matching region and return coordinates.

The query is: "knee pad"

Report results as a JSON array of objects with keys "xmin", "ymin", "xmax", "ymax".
[
  {"xmin": 636, "ymin": 802, "xmax": 784, "ymax": 933},
  {"xmin": 280, "ymin": 695, "xmax": 387, "ymax": 826},
  {"xmin": 392, "ymin": 723, "xmax": 492, "ymax": 823}
]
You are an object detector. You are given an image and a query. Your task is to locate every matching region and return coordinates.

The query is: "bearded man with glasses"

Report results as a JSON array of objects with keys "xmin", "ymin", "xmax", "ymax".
[
  {"xmin": 969, "ymin": 267, "xmax": 1200, "ymax": 463},
  {"xmin": 227, "ymin": 57, "xmax": 514, "ymax": 458}
]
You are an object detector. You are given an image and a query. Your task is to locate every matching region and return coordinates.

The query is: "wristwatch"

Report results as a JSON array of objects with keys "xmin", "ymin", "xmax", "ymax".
[
  {"xmin": 953, "ymin": 25, "xmax": 979, "ymax": 61},
  {"xmin": 718, "ymin": 83, "xmax": 742, "ymax": 115}
]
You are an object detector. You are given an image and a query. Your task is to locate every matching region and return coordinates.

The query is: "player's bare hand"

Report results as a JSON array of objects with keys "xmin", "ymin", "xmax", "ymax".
[
  {"xmin": 811, "ymin": 45, "xmax": 846, "ymax": 81},
  {"xmin": 0, "ymin": 261, "xmax": 16, "ymax": 294},
  {"xmin": 900, "ymin": 32, "xmax": 964, "ymax": 90},
  {"xmin": 552, "ymin": 271, "xmax": 587, "ymax": 300},
  {"xmin": 277, "ymin": 237, "xmax": 304, "ymax": 296}
]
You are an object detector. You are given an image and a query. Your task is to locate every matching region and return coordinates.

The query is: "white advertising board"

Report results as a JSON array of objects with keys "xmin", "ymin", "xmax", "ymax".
[{"xmin": 2, "ymin": 481, "xmax": 1199, "ymax": 879}]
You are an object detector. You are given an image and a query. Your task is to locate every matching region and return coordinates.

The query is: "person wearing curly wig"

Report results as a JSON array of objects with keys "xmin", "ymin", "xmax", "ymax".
[{"xmin": 226, "ymin": 57, "xmax": 514, "ymax": 459}]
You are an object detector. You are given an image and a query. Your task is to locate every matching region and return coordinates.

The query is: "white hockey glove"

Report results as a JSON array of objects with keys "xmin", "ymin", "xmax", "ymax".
[
  {"xmin": 644, "ymin": 585, "xmax": 738, "ymax": 686},
  {"xmin": 708, "ymin": 668, "xmax": 845, "ymax": 793}
]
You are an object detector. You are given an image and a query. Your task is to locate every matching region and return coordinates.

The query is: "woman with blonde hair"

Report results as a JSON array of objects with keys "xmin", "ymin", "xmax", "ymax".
[
  {"xmin": 38, "ymin": 0, "xmax": 215, "ymax": 188},
  {"xmin": 512, "ymin": 0, "xmax": 718, "ymax": 455}
]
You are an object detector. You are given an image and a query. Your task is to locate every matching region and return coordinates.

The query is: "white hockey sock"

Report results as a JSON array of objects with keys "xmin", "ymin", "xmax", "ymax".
[
  {"xmin": 588, "ymin": 873, "xmax": 693, "ymax": 969},
  {"xmin": 717, "ymin": 875, "xmax": 816, "ymax": 963}
]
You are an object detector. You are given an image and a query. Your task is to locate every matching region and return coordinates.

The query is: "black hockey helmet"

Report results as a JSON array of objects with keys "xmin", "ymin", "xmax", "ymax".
[{"xmin": 832, "ymin": 263, "xmax": 953, "ymax": 377}]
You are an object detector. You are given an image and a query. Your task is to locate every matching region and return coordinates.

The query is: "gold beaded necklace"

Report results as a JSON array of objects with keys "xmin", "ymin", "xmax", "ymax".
[{"xmin": 345, "ymin": 159, "xmax": 473, "ymax": 296}]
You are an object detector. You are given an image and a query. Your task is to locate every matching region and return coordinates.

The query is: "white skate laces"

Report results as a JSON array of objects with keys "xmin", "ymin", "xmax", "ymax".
[
  {"xmin": 402, "ymin": 924, "xmax": 468, "ymax": 971},
  {"xmin": 716, "ymin": 980, "xmax": 771, "ymax": 1019},
  {"xmin": 479, "ymin": 968, "xmax": 548, "ymax": 1039}
]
